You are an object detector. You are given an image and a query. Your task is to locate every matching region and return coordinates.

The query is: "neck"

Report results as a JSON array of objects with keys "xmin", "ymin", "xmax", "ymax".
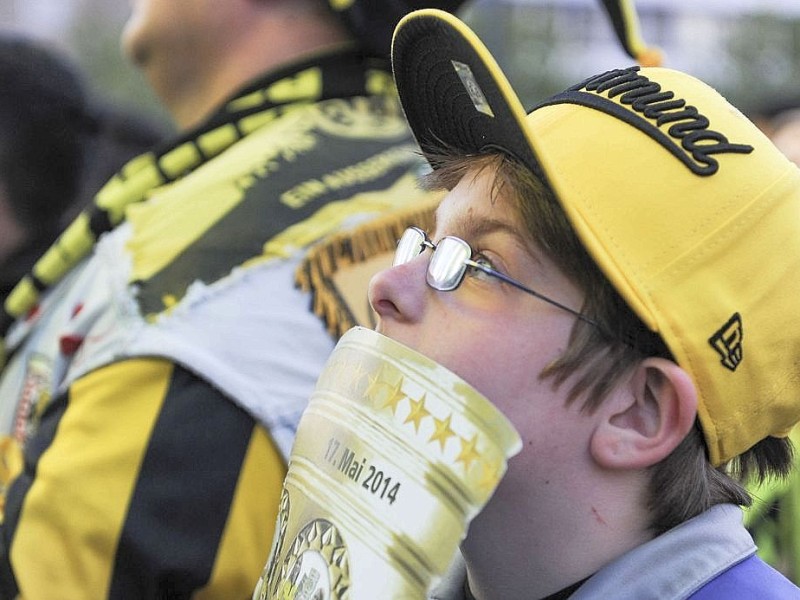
[
  {"xmin": 151, "ymin": 8, "xmax": 353, "ymax": 131},
  {"xmin": 166, "ymin": 44, "xmax": 351, "ymax": 132},
  {"xmin": 462, "ymin": 468, "xmax": 653, "ymax": 599}
]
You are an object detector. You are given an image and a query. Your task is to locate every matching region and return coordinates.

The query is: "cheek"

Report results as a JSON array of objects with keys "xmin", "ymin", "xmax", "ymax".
[
  {"xmin": 474, "ymin": 326, "xmax": 570, "ymax": 416},
  {"xmin": 489, "ymin": 386, "xmax": 590, "ymax": 511},
  {"xmin": 425, "ymin": 317, "xmax": 567, "ymax": 420}
]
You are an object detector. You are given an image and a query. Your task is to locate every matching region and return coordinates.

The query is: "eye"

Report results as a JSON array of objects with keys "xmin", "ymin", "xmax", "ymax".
[{"xmin": 466, "ymin": 251, "xmax": 499, "ymax": 281}]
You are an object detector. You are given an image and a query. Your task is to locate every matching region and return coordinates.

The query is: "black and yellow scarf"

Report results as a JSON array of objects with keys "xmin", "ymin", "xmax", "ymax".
[{"xmin": 0, "ymin": 48, "xmax": 437, "ymax": 363}]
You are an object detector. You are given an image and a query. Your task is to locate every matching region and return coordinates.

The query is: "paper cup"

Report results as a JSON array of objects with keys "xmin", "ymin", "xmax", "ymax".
[{"xmin": 254, "ymin": 326, "xmax": 521, "ymax": 599}]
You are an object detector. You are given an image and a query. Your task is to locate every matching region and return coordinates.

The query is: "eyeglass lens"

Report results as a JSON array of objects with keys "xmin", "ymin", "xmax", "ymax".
[
  {"xmin": 393, "ymin": 227, "xmax": 427, "ymax": 267},
  {"xmin": 427, "ymin": 237, "xmax": 471, "ymax": 291},
  {"xmin": 393, "ymin": 227, "xmax": 472, "ymax": 292}
]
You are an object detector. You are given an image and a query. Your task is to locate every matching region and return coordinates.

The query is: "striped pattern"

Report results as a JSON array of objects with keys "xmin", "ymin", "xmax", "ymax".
[{"xmin": 5, "ymin": 359, "xmax": 284, "ymax": 599}]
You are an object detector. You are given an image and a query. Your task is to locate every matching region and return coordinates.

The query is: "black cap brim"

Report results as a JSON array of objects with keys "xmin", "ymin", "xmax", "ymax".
[{"xmin": 391, "ymin": 9, "xmax": 539, "ymax": 173}]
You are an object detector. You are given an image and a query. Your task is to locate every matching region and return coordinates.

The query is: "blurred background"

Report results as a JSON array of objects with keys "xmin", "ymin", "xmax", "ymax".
[
  {"xmin": 0, "ymin": 0, "xmax": 171, "ymax": 130},
  {"xmin": 468, "ymin": 0, "xmax": 800, "ymax": 116},
  {"xmin": 0, "ymin": 0, "xmax": 798, "ymax": 130}
]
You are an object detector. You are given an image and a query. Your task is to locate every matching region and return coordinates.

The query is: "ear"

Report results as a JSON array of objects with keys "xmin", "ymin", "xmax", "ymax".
[{"xmin": 589, "ymin": 358, "xmax": 698, "ymax": 470}]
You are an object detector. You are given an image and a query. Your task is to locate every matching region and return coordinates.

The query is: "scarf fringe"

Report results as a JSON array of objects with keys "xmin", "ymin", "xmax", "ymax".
[{"xmin": 296, "ymin": 200, "xmax": 438, "ymax": 338}]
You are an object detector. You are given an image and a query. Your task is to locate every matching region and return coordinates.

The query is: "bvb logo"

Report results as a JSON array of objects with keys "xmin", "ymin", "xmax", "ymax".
[{"xmin": 261, "ymin": 492, "xmax": 351, "ymax": 600}]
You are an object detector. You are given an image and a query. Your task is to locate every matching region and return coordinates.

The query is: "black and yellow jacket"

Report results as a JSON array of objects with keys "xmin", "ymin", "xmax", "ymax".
[{"xmin": 0, "ymin": 48, "xmax": 438, "ymax": 599}]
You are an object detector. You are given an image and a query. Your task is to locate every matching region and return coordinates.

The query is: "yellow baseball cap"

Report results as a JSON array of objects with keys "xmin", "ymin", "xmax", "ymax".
[{"xmin": 391, "ymin": 9, "xmax": 800, "ymax": 466}]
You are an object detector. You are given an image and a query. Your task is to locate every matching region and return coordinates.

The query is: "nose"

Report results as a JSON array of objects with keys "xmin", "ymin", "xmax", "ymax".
[{"xmin": 368, "ymin": 254, "xmax": 428, "ymax": 325}]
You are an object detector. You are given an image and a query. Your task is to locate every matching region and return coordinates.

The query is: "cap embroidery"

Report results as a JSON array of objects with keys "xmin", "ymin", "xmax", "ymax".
[
  {"xmin": 452, "ymin": 60, "xmax": 494, "ymax": 118},
  {"xmin": 540, "ymin": 67, "xmax": 753, "ymax": 176},
  {"xmin": 708, "ymin": 312, "xmax": 743, "ymax": 371}
]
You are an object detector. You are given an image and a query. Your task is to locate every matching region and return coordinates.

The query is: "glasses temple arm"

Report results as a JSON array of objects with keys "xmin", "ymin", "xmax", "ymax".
[{"xmin": 467, "ymin": 261, "xmax": 607, "ymax": 331}]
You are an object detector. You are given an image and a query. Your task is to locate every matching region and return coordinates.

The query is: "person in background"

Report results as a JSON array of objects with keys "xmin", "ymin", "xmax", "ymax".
[
  {"xmin": 0, "ymin": 34, "xmax": 165, "ymax": 302},
  {"xmin": 370, "ymin": 9, "xmax": 800, "ymax": 598},
  {"xmin": 0, "ymin": 1, "xmax": 469, "ymax": 598}
]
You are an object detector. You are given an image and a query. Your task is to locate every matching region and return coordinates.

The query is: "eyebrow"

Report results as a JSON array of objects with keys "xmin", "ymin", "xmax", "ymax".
[{"xmin": 433, "ymin": 210, "xmax": 546, "ymax": 269}]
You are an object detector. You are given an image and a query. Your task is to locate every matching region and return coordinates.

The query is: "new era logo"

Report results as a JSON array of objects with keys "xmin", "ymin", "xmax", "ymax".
[{"xmin": 708, "ymin": 312, "xmax": 743, "ymax": 371}]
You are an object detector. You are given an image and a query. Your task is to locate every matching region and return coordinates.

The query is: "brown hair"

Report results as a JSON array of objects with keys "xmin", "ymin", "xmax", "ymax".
[{"xmin": 421, "ymin": 149, "xmax": 793, "ymax": 535}]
